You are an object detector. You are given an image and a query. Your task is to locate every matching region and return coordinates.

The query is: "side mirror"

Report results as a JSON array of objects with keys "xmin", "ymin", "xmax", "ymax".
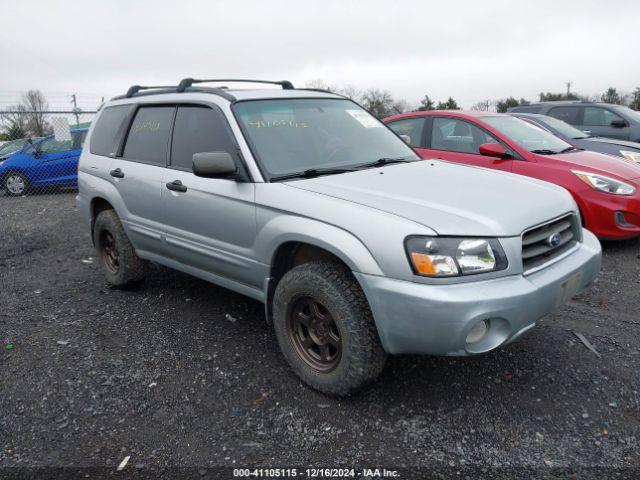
[
  {"xmin": 479, "ymin": 142, "xmax": 511, "ymax": 159},
  {"xmin": 610, "ymin": 119, "xmax": 627, "ymax": 128},
  {"xmin": 399, "ymin": 134, "xmax": 411, "ymax": 144},
  {"xmin": 192, "ymin": 152, "xmax": 237, "ymax": 178}
]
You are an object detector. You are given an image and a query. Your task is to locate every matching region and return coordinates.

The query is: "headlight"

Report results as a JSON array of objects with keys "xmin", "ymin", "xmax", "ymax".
[
  {"xmin": 406, "ymin": 236, "xmax": 508, "ymax": 277},
  {"xmin": 572, "ymin": 170, "xmax": 636, "ymax": 195},
  {"xmin": 620, "ymin": 150, "xmax": 640, "ymax": 164}
]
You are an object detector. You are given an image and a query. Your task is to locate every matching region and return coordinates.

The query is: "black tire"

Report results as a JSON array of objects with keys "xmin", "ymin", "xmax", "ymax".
[
  {"xmin": 273, "ymin": 261, "xmax": 386, "ymax": 396},
  {"xmin": 3, "ymin": 171, "xmax": 29, "ymax": 196},
  {"xmin": 93, "ymin": 209, "xmax": 146, "ymax": 287}
]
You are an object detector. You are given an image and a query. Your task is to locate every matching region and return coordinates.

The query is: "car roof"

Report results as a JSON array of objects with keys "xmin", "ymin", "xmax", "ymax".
[
  {"xmin": 110, "ymin": 80, "xmax": 344, "ymax": 103},
  {"xmin": 384, "ymin": 110, "xmax": 508, "ymax": 122}
]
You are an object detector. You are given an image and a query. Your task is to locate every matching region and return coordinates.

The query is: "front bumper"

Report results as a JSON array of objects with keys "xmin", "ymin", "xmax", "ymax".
[
  {"xmin": 577, "ymin": 188, "xmax": 640, "ymax": 240},
  {"xmin": 355, "ymin": 229, "xmax": 602, "ymax": 356}
]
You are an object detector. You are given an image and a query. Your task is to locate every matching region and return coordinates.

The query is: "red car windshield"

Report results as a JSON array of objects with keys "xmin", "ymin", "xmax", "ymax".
[{"xmin": 482, "ymin": 116, "xmax": 573, "ymax": 154}]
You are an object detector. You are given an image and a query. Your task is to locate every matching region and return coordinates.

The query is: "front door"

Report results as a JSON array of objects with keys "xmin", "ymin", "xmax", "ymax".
[
  {"xmin": 579, "ymin": 106, "xmax": 630, "ymax": 140},
  {"xmin": 29, "ymin": 130, "xmax": 86, "ymax": 187},
  {"xmin": 161, "ymin": 105, "xmax": 259, "ymax": 289},
  {"xmin": 418, "ymin": 116, "xmax": 514, "ymax": 172}
]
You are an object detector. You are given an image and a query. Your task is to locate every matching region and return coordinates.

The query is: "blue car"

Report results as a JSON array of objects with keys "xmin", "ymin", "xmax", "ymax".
[{"xmin": 0, "ymin": 128, "xmax": 88, "ymax": 196}]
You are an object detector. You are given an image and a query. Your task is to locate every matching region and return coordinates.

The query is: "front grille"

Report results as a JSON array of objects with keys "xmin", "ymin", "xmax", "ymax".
[{"xmin": 522, "ymin": 214, "xmax": 579, "ymax": 272}]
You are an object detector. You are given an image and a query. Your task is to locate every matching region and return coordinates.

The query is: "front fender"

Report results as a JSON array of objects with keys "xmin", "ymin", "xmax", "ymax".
[{"xmin": 255, "ymin": 213, "xmax": 384, "ymax": 276}]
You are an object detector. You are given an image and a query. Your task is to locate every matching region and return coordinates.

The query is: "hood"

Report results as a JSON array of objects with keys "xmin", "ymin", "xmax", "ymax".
[
  {"xmin": 587, "ymin": 137, "xmax": 640, "ymax": 150},
  {"xmin": 286, "ymin": 161, "xmax": 576, "ymax": 237},
  {"xmin": 548, "ymin": 150, "xmax": 640, "ymax": 180}
]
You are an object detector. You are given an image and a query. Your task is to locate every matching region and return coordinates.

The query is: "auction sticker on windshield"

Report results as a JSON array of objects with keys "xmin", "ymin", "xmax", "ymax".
[{"xmin": 346, "ymin": 109, "xmax": 381, "ymax": 128}]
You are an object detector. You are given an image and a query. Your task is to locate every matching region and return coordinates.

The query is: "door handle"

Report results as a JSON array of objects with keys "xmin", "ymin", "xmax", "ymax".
[
  {"xmin": 166, "ymin": 179, "xmax": 187, "ymax": 192},
  {"xmin": 110, "ymin": 168, "xmax": 125, "ymax": 178}
]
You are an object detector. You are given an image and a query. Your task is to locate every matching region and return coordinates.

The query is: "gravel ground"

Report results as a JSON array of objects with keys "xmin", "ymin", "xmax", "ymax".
[{"xmin": 1, "ymin": 193, "xmax": 639, "ymax": 478}]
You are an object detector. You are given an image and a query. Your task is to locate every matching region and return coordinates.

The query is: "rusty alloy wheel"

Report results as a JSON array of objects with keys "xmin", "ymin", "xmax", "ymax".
[
  {"xmin": 99, "ymin": 230, "xmax": 120, "ymax": 274},
  {"xmin": 287, "ymin": 296, "xmax": 342, "ymax": 372}
]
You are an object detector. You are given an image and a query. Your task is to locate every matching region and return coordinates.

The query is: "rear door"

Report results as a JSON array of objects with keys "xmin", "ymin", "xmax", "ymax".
[
  {"xmin": 417, "ymin": 116, "xmax": 514, "ymax": 172},
  {"xmin": 28, "ymin": 133, "xmax": 82, "ymax": 186},
  {"xmin": 108, "ymin": 105, "xmax": 174, "ymax": 255},
  {"xmin": 546, "ymin": 106, "xmax": 580, "ymax": 126},
  {"xmin": 161, "ymin": 104, "xmax": 259, "ymax": 288}
]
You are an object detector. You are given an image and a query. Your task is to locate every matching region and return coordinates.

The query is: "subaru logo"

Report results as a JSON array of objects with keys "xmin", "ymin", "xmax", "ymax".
[{"xmin": 547, "ymin": 232, "xmax": 562, "ymax": 248}]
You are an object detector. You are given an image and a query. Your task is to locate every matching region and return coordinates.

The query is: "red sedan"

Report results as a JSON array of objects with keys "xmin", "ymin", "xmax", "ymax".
[{"xmin": 384, "ymin": 110, "xmax": 640, "ymax": 240}]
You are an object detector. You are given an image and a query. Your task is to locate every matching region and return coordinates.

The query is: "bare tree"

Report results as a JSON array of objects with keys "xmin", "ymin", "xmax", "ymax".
[
  {"xmin": 305, "ymin": 79, "xmax": 342, "ymax": 94},
  {"xmin": 22, "ymin": 90, "xmax": 50, "ymax": 136},
  {"xmin": 0, "ymin": 104, "xmax": 30, "ymax": 140},
  {"xmin": 471, "ymin": 99, "xmax": 493, "ymax": 112},
  {"xmin": 338, "ymin": 85, "xmax": 362, "ymax": 102},
  {"xmin": 360, "ymin": 89, "xmax": 396, "ymax": 118}
]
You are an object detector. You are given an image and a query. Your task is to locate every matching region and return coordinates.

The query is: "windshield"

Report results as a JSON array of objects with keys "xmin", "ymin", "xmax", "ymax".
[
  {"xmin": 482, "ymin": 116, "xmax": 572, "ymax": 154},
  {"xmin": 0, "ymin": 139, "xmax": 27, "ymax": 156},
  {"xmin": 537, "ymin": 116, "xmax": 590, "ymax": 139},
  {"xmin": 234, "ymin": 98, "xmax": 418, "ymax": 178},
  {"xmin": 612, "ymin": 105, "xmax": 640, "ymax": 123}
]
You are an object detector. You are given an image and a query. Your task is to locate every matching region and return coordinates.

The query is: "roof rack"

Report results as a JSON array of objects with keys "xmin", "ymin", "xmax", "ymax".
[
  {"xmin": 125, "ymin": 85, "xmax": 178, "ymax": 98},
  {"xmin": 177, "ymin": 78, "xmax": 294, "ymax": 92}
]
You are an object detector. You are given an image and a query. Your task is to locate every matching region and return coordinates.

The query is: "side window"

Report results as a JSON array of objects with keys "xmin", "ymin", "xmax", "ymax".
[
  {"xmin": 387, "ymin": 118, "xmax": 425, "ymax": 147},
  {"xmin": 548, "ymin": 106, "xmax": 579, "ymax": 124},
  {"xmin": 37, "ymin": 136, "xmax": 73, "ymax": 154},
  {"xmin": 170, "ymin": 105, "xmax": 238, "ymax": 171},
  {"xmin": 123, "ymin": 106, "xmax": 175, "ymax": 165},
  {"xmin": 583, "ymin": 107, "xmax": 624, "ymax": 127},
  {"xmin": 90, "ymin": 105, "xmax": 131, "ymax": 157},
  {"xmin": 430, "ymin": 118, "xmax": 498, "ymax": 154}
]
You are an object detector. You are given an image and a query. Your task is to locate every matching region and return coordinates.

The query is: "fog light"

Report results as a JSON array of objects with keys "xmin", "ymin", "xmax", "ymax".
[{"xmin": 466, "ymin": 319, "xmax": 489, "ymax": 344}]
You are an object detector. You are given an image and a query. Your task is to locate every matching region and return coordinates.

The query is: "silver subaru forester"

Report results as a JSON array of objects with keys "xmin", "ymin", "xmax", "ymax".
[{"xmin": 77, "ymin": 78, "xmax": 602, "ymax": 395}]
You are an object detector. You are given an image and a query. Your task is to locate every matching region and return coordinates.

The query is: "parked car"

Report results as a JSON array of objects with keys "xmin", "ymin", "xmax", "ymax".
[
  {"xmin": 78, "ymin": 79, "xmax": 601, "ymax": 395},
  {"xmin": 511, "ymin": 113, "xmax": 640, "ymax": 165},
  {"xmin": 0, "ymin": 137, "xmax": 38, "ymax": 163},
  {"xmin": 384, "ymin": 111, "xmax": 640, "ymax": 240},
  {"xmin": 508, "ymin": 101, "xmax": 640, "ymax": 142},
  {"xmin": 0, "ymin": 129, "xmax": 87, "ymax": 196}
]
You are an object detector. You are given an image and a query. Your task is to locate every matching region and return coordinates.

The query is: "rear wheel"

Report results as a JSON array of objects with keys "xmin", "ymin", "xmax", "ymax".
[
  {"xmin": 273, "ymin": 261, "xmax": 386, "ymax": 396},
  {"xmin": 93, "ymin": 209, "xmax": 146, "ymax": 287},
  {"xmin": 3, "ymin": 171, "xmax": 28, "ymax": 196}
]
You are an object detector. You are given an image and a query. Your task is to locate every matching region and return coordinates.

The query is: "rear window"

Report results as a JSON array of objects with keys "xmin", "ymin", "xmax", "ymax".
[
  {"xmin": 90, "ymin": 105, "xmax": 131, "ymax": 157},
  {"xmin": 123, "ymin": 106, "xmax": 174, "ymax": 165}
]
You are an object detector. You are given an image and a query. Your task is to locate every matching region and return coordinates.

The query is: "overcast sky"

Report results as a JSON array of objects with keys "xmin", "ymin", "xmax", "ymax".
[{"xmin": 2, "ymin": 0, "xmax": 639, "ymax": 110}]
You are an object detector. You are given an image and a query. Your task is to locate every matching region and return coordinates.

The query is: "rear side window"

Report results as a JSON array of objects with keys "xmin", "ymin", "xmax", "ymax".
[
  {"xmin": 170, "ymin": 105, "xmax": 238, "ymax": 171},
  {"xmin": 387, "ymin": 118, "xmax": 425, "ymax": 147},
  {"xmin": 90, "ymin": 105, "xmax": 130, "ymax": 157},
  {"xmin": 123, "ymin": 106, "xmax": 175, "ymax": 165},
  {"xmin": 548, "ymin": 106, "xmax": 579, "ymax": 124}
]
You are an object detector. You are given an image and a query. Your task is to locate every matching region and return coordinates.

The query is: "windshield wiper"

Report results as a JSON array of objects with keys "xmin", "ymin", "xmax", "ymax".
[
  {"xmin": 355, "ymin": 157, "xmax": 412, "ymax": 169},
  {"xmin": 530, "ymin": 149, "xmax": 559, "ymax": 155},
  {"xmin": 270, "ymin": 167, "xmax": 354, "ymax": 182},
  {"xmin": 558, "ymin": 146, "xmax": 582, "ymax": 153}
]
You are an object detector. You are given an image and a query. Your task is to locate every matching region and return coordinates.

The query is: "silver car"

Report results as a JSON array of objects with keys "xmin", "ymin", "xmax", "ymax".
[{"xmin": 77, "ymin": 79, "xmax": 602, "ymax": 395}]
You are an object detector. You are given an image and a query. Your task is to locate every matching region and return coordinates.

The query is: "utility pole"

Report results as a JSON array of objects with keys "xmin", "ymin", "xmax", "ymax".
[
  {"xmin": 71, "ymin": 94, "xmax": 81, "ymax": 127},
  {"xmin": 566, "ymin": 81, "xmax": 573, "ymax": 97}
]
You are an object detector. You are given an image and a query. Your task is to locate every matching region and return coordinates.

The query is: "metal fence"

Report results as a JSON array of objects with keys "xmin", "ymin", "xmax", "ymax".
[{"xmin": 0, "ymin": 111, "xmax": 96, "ymax": 197}]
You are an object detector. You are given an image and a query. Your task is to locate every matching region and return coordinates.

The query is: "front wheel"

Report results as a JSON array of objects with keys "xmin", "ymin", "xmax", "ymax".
[
  {"xmin": 3, "ymin": 171, "xmax": 29, "ymax": 196},
  {"xmin": 272, "ymin": 261, "xmax": 387, "ymax": 396},
  {"xmin": 93, "ymin": 209, "xmax": 146, "ymax": 287}
]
